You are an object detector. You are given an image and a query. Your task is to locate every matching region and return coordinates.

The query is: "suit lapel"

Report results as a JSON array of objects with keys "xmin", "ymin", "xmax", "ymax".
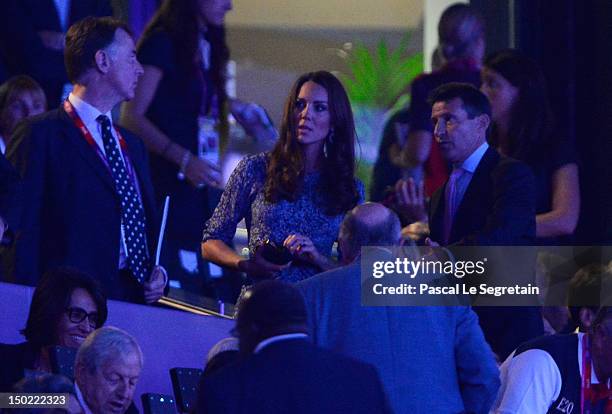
[
  {"xmin": 57, "ymin": 107, "xmax": 117, "ymax": 193},
  {"xmin": 120, "ymin": 130, "xmax": 158, "ymax": 246},
  {"xmin": 451, "ymin": 147, "xmax": 499, "ymax": 241},
  {"xmin": 429, "ymin": 185, "xmax": 445, "ymax": 242},
  {"xmin": 124, "ymin": 135, "xmax": 146, "ymax": 187}
]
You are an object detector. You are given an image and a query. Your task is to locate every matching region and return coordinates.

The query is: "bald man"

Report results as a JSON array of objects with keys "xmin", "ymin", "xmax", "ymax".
[{"xmin": 297, "ymin": 203, "xmax": 500, "ymax": 414}]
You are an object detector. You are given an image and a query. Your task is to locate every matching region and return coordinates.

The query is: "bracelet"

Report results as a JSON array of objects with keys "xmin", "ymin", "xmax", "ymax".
[{"xmin": 177, "ymin": 150, "xmax": 192, "ymax": 180}]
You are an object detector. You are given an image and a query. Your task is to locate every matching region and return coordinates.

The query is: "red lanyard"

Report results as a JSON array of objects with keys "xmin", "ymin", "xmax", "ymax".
[
  {"xmin": 63, "ymin": 100, "xmax": 130, "ymax": 169},
  {"xmin": 582, "ymin": 334, "xmax": 612, "ymax": 414},
  {"xmin": 583, "ymin": 334, "xmax": 593, "ymax": 414}
]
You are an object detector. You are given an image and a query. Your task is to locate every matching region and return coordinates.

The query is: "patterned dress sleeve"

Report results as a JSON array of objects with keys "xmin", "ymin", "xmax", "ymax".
[{"xmin": 202, "ymin": 154, "xmax": 265, "ymax": 244}]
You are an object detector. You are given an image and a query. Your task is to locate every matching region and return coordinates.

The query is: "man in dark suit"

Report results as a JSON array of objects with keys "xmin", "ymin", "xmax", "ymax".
[
  {"xmin": 5, "ymin": 17, "xmax": 166, "ymax": 304},
  {"xmin": 298, "ymin": 202, "xmax": 500, "ymax": 414},
  {"xmin": 0, "ymin": 151, "xmax": 18, "ymax": 243},
  {"xmin": 0, "ymin": 0, "xmax": 113, "ymax": 106},
  {"xmin": 396, "ymin": 83, "xmax": 543, "ymax": 360},
  {"xmin": 197, "ymin": 280, "xmax": 391, "ymax": 414}
]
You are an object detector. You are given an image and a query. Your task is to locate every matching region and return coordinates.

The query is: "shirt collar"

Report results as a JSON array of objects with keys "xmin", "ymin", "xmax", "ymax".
[
  {"xmin": 68, "ymin": 93, "xmax": 113, "ymax": 130},
  {"xmin": 74, "ymin": 381, "xmax": 94, "ymax": 414},
  {"xmin": 457, "ymin": 142, "xmax": 488, "ymax": 173},
  {"xmin": 254, "ymin": 333, "xmax": 308, "ymax": 354}
]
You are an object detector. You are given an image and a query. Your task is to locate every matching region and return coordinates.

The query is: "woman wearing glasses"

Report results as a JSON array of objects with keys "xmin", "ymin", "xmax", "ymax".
[{"xmin": 0, "ymin": 267, "xmax": 107, "ymax": 391}]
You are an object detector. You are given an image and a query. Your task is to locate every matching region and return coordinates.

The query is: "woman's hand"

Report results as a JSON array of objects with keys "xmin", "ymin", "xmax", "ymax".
[
  {"xmin": 238, "ymin": 247, "xmax": 289, "ymax": 280},
  {"xmin": 283, "ymin": 234, "xmax": 331, "ymax": 270},
  {"xmin": 230, "ymin": 99, "xmax": 278, "ymax": 141},
  {"xmin": 184, "ymin": 156, "xmax": 222, "ymax": 188}
]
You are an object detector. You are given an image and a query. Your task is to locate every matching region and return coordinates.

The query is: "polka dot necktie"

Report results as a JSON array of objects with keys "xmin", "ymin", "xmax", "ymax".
[{"xmin": 97, "ymin": 115, "xmax": 150, "ymax": 283}]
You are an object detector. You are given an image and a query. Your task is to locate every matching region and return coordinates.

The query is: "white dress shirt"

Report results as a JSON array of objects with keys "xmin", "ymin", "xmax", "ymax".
[
  {"xmin": 492, "ymin": 333, "xmax": 603, "ymax": 414},
  {"xmin": 452, "ymin": 141, "xmax": 489, "ymax": 211}
]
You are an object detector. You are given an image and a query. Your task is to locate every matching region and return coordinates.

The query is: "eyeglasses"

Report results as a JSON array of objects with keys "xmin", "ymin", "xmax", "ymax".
[{"xmin": 65, "ymin": 307, "xmax": 99, "ymax": 328}]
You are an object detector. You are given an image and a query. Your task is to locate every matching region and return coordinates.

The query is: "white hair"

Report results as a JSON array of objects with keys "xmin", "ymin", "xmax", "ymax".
[{"xmin": 75, "ymin": 326, "xmax": 142, "ymax": 374}]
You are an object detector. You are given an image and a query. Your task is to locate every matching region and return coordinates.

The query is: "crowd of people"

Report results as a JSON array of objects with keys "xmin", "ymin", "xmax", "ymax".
[{"xmin": 0, "ymin": 1, "xmax": 609, "ymax": 413}]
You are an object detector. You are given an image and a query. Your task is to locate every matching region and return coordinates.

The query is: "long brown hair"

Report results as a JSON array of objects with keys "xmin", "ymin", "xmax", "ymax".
[
  {"xmin": 264, "ymin": 71, "xmax": 360, "ymax": 216},
  {"xmin": 484, "ymin": 49, "xmax": 553, "ymax": 165}
]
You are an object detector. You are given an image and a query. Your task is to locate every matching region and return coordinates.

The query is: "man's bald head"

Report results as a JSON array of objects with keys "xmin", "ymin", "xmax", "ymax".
[{"xmin": 338, "ymin": 203, "xmax": 402, "ymax": 264}]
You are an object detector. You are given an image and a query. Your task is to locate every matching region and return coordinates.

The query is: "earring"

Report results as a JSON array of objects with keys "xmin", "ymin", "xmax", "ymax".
[{"xmin": 324, "ymin": 129, "xmax": 334, "ymax": 158}]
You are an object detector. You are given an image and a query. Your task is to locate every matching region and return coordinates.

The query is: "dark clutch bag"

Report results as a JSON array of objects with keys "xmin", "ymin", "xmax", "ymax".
[{"xmin": 259, "ymin": 240, "xmax": 293, "ymax": 265}]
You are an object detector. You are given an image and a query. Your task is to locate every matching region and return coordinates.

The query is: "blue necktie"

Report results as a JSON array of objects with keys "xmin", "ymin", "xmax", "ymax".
[{"xmin": 97, "ymin": 115, "xmax": 149, "ymax": 283}]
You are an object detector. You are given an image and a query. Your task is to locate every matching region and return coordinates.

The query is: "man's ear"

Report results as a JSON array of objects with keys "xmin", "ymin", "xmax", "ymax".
[
  {"xmin": 580, "ymin": 307, "xmax": 597, "ymax": 330},
  {"xmin": 477, "ymin": 113, "xmax": 490, "ymax": 132},
  {"xmin": 94, "ymin": 49, "xmax": 111, "ymax": 74}
]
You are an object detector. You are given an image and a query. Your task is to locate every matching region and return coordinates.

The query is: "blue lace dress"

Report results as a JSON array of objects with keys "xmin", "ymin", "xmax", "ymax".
[{"xmin": 202, "ymin": 153, "xmax": 363, "ymax": 282}]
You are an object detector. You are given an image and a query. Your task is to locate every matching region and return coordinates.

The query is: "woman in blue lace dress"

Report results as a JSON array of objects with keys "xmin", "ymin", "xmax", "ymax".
[{"xmin": 202, "ymin": 71, "xmax": 363, "ymax": 282}]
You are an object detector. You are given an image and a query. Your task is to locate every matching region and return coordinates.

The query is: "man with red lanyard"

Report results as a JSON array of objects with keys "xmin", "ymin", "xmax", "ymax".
[
  {"xmin": 492, "ymin": 306, "xmax": 612, "ymax": 413},
  {"xmin": 5, "ymin": 17, "xmax": 166, "ymax": 304}
]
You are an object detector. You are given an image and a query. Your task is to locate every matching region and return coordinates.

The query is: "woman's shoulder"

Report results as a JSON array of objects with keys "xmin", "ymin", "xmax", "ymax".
[
  {"xmin": 225, "ymin": 153, "xmax": 269, "ymax": 189},
  {"xmin": 235, "ymin": 152, "xmax": 269, "ymax": 173}
]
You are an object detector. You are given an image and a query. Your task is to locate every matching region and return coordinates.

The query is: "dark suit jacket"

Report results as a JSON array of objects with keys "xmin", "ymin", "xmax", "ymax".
[
  {"xmin": 0, "ymin": 0, "xmax": 112, "ymax": 104},
  {"xmin": 0, "ymin": 152, "xmax": 18, "ymax": 227},
  {"xmin": 429, "ymin": 147, "xmax": 536, "ymax": 246},
  {"xmin": 0, "ymin": 342, "xmax": 37, "ymax": 392},
  {"xmin": 429, "ymin": 146, "xmax": 543, "ymax": 359},
  {"xmin": 4, "ymin": 107, "xmax": 157, "ymax": 301},
  {"xmin": 197, "ymin": 338, "xmax": 391, "ymax": 414}
]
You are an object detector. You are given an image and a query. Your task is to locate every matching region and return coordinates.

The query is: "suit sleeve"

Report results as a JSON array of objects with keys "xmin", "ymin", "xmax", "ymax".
[
  {"xmin": 9, "ymin": 0, "xmax": 66, "ymax": 89},
  {"xmin": 454, "ymin": 306, "xmax": 501, "ymax": 413},
  {"xmin": 5, "ymin": 120, "xmax": 49, "ymax": 281},
  {"xmin": 459, "ymin": 161, "xmax": 536, "ymax": 246},
  {"xmin": 0, "ymin": 152, "xmax": 19, "ymax": 228},
  {"xmin": 296, "ymin": 278, "xmax": 321, "ymax": 345},
  {"xmin": 201, "ymin": 155, "xmax": 263, "ymax": 245},
  {"xmin": 127, "ymin": 132, "xmax": 158, "ymax": 224}
]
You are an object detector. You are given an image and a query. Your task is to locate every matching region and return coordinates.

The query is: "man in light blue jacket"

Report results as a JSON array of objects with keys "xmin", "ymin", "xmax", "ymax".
[{"xmin": 298, "ymin": 202, "xmax": 500, "ymax": 414}]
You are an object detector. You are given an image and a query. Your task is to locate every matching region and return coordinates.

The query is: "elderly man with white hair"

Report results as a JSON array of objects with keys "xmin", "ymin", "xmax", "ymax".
[{"xmin": 74, "ymin": 326, "xmax": 142, "ymax": 414}]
